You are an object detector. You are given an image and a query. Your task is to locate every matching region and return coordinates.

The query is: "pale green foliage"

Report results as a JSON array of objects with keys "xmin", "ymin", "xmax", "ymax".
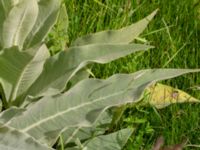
[
  {"xmin": 66, "ymin": 128, "xmax": 134, "ymax": 150},
  {"xmin": 0, "ymin": 0, "xmax": 199, "ymax": 150},
  {"xmin": 0, "ymin": 123, "xmax": 53, "ymax": 150}
]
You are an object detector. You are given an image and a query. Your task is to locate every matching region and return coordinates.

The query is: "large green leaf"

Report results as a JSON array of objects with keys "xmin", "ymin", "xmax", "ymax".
[
  {"xmin": 72, "ymin": 9, "xmax": 158, "ymax": 46},
  {"xmin": 60, "ymin": 110, "xmax": 112, "ymax": 146},
  {"xmin": 66, "ymin": 128, "xmax": 133, "ymax": 150},
  {"xmin": 7, "ymin": 69, "xmax": 199, "ymax": 145},
  {"xmin": 0, "ymin": 107, "xmax": 25, "ymax": 124},
  {"xmin": 0, "ymin": 0, "xmax": 16, "ymax": 49},
  {"xmin": 24, "ymin": 0, "xmax": 61, "ymax": 49},
  {"xmin": 1, "ymin": 0, "xmax": 38, "ymax": 49},
  {"xmin": 67, "ymin": 69, "xmax": 90, "ymax": 89},
  {"xmin": 24, "ymin": 44, "xmax": 152, "ymax": 99},
  {"xmin": 0, "ymin": 45, "xmax": 50, "ymax": 103},
  {"xmin": 0, "ymin": 123, "xmax": 53, "ymax": 150}
]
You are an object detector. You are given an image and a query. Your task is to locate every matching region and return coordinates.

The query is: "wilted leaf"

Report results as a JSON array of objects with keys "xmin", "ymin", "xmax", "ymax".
[
  {"xmin": 152, "ymin": 136, "xmax": 186, "ymax": 150},
  {"xmin": 47, "ymin": 3, "xmax": 69, "ymax": 54},
  {"xmin": 146, "ymin": 83, "xmax": 200, "ymax": 109},
  {"xmin": 0, "ymin": 0, "xmax": 15, "ymax": 48},
  {"xmin": 0, "ymin": 107, "xmax": 25, "ymax": 124}
]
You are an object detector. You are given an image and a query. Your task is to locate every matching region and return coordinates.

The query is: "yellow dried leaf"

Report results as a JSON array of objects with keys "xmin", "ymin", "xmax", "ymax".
[{"xmin": 146, "ymin": 83, "xmax": 200, "ymax": 109}]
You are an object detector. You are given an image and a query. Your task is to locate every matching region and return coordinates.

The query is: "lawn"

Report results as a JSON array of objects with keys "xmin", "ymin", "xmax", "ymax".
[{"xmin": 65, "ymin": 0, "xmax": 200, "ymax": 149}]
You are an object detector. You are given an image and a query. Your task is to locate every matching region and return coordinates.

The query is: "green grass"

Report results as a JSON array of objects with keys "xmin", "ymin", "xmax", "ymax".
[{"xmin": 63, "ymin": 0, "xmax": 200, "ymax": 149}]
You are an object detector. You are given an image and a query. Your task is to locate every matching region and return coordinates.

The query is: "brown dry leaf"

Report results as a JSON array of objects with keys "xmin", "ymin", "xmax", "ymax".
[
  {"xmin": 146, "ymin": 83, "xmax": 200, "ymax": 109},
  {"xmin": 152, "ymin": 136, "xmax": 164, "ymax": 150},
  {"xmin": 152, "ymin": 136, "xmax": 186, "ymax": 150}
]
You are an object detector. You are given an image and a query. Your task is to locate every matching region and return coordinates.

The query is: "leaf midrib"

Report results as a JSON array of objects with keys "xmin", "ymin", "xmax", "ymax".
[
  {"xmin": 9, "ymin": 53, "xmax": 34, "ymax": 102},
  {"xmin": 12, "ymin": 3, "xmax": 28, "ymax": 46},
  {"xmin": 26, "ymin": 2, "xmax": 56, "ymax": 47},
  {"xmin": 20, "ymin": 89, "xmax": 128, "ymax": 132}
]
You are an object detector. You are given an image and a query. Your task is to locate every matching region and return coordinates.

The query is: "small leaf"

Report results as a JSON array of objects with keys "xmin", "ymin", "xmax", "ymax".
[
  {"xmin": 72, "ymin": 9, "xmax": 158, "ymax": 46},
  {"xmin": 152, "ymin": 136, "xmax": 186, "ymax": 150},
  {"xmin": 47, "ymin": 3, "xmax": 69, "ymax": 54},
  {"xmin": 146, "ymin": 83, "xmax": 200, "ymax": 109}
]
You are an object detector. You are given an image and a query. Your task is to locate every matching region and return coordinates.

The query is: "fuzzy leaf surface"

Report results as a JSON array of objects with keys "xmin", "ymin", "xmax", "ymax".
[
  {"xmin": 0, "ymin": 124, "xmax": 54, "ymax": 150},
  {"xmin": 72, "ymin": 9, "xmax": 158, "ymax": 46},
  {"xmin": 25, "ymin": 43, "xmax": 152, "ymax": 98},
  {"xmin": 7, "ymin": 69, "xmax": 200, "ymax": 145},
  {"xmin": 24, "ymin": 0, "xmax": 61, "ymax": 49},
  {"xmin": 2, "ymin": 0, "xmax": 38, "ymax": 49},
  {"xmin": 60, "ymin": 110, "xmax": 112, "ymax": 145},
  {"xmin": 0, "ymin": 45, "xmax": 50, "ymax": 102},
  {"xmin": 66, "ymin": 128, "xmax": 133, "ymax": 150}
]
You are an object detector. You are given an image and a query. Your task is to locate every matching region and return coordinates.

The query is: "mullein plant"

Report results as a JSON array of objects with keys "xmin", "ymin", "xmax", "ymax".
[{"xmin": 0, "ymin": 0, "xmax": 199, "ymax": 150}]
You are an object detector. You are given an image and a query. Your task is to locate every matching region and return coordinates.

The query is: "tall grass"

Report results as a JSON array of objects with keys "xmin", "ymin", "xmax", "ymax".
[{"xmin": 65, "ymin": 0, "xmax": 200, "ymax": 149}]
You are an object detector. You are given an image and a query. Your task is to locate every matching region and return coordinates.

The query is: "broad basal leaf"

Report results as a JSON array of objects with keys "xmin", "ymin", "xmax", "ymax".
[
  {"xmin": 0, "ymin": 0, "xmax": 18, "ymax": 49},
  {"xmin": 0, "ymin": 107, "xmax": 25, "ymax": 124},
  {"xmin": 60, "ymin": 110, "xmax": 112, "ymax": 146},
  {"xmin": 7, "ymin": 69, "xmax": 200, "ymax": 146},
  {"xmin": 0, "ymin": 45, "xmax": 50, "ymax": 102},
  {"xmin": 2, "ymin": 0, "xmax": 38, "ymax": 49},
  {"xmin": 72, "ymin": 9, "xmax": 158, "ymax": 46},
  {"xmin": 66, "ymin": 128, "xmax": 133, "ymax": 150},
  {"xmin": 146, "ymin": 83, "xmax": 200, "ymax": 109},
  {"xmin": 0, "ymin": 123, "xmax": 53, "ymax": 150},
  {"xmin": 24, "ymin": 43, "xmax": 152, "ymax": 99},
  {"xmin": 24, "ymin": 0, "xmax": 61, "ymax": 49}
]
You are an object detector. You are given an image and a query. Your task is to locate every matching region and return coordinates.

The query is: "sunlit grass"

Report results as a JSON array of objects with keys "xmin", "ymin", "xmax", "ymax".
[{"xmin": 64, "ymin": 0, "xmax": 200, "ymax": 149}]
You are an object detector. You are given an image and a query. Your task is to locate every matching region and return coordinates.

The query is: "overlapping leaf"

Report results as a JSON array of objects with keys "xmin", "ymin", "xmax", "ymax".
[
  {"xmin": 24, "ymin": 0, "xmax": 61, "ymax": 49},
  {"xmin": 65, "ymin": 128, "xmax": 133, "ymax": 150},
  {"xmin": 7, "ymin": 69, "xmax": 200, "ymax": 146},
  {"xmin": 0, "ymin": 45, "xmax": 50, "ymax": 102},
  {"xmin": 60, "ymin": 110, "xmax": 112, "ymax": 145},
  {"xmin": 0, "ymin": 123, "xmax": 53, "ymax": 150},
  {"xmin": 0, "ymin": 0, "xmax": 13, "ymax": 48},
  {"xmin": 72, "ymin": 9, "xmax": 158, "ymax": 46},
  {"xmin": 1, "ymin": 0, "xmax": 38, "ymax": 49},
  {"xmin": 24, "ymin": 43, "xmax": 152, "ymax": 99}
]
